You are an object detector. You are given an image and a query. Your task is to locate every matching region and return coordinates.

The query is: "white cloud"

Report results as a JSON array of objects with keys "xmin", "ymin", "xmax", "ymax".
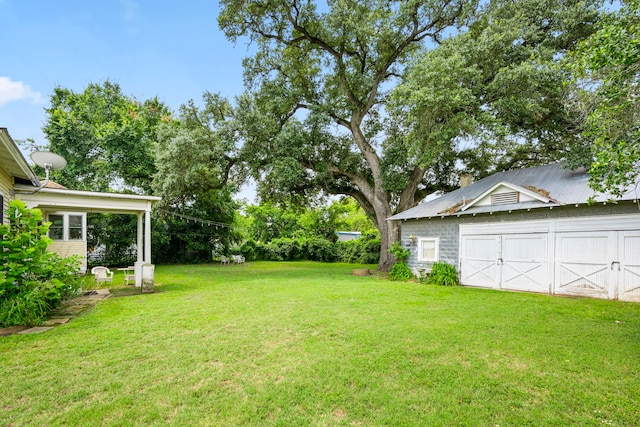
[
  {"xmin": 0, "ymin": 77, "xmax": 45, "ymax": 107},
  {"xmin": 121, "ymin": 0, "xmax": 139, "ymax": 22}
]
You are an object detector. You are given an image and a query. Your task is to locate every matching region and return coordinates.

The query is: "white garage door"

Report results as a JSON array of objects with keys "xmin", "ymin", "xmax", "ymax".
[
  {"xmin": 555, "ymin": 230, "xmax": 640, "ymax": 301},
  {"xmin": 501, "ymin": 234, "xmax": 549, "ymax": 293},
  {"xmin": 460, "ymin": 232, "xmax": 548, "ymax": 293},
  {"xmin": 620, "ymin": 231, "xmax": 640, "ymax": 301},
  {"xmin": 459, "ymin": 215, "xmax": 640, "ymax": 300},
  {"xmin": 555, "ymin": 231, "xmax": 613, "ymax": 298},
  {"xmin": 459, "ymin": 235, "xmax": 501, "ymax": 288}
]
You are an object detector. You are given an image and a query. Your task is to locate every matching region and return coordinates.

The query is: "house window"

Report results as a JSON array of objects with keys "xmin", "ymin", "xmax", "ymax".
[
  {"xmin": 418, "ymin": 238, "xmax": 439, "ymax": 262},
  {"xmin": 48, "ymin": 213, "xmax": 85, "ymax": 241},
  {"xmin": 68, "ymin": 215, "xmax": 83, "ymax": 240},
  {"xmin": 48, "ymin": 214, "xmax": 64, "ymax": 240}
]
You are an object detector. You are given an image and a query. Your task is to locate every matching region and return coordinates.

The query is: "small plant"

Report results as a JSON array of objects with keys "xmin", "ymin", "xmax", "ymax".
[
  {"xmin": 388, "ymin": 242, "xmax": 414, "ymax": 281},
  {"xmin": 389, "ymin": 262, "xmax": 414, "ymax": 281},
  {"xmin": 388, "ymin": 242, "xmax": 410, "ymax": 263},
  {"xmin": 424, "ymin": 262, "xmax": 459, "ymax": 286}
]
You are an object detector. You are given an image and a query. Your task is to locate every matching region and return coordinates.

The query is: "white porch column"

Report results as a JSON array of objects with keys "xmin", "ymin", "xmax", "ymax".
[
  {"xmin": 144, "ymin": 207, "xmax": 152, "ymax": 264},
  {"xmin": 135, "ymin": 213, "xmax": 144, "ymax": 287},
  {"xmin": 137, "ymin": 213, "xmax": 144, "ymax": 264}
]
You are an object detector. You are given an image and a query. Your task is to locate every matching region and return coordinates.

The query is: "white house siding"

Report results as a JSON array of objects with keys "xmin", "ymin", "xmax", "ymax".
[
  {"xmin": 0, "ymin": 166, "xmax": 12, "ymax": 224},
  {"xmin": 397, "ymin": 202, "xmax": 640, "ymax": 300},
  {"xmin": 48, "ymin": 241, "xmax": 88, "ymax": 273}
]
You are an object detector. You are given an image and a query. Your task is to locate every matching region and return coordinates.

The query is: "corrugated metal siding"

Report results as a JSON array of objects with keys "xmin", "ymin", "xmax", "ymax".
[{"xmin": 389, "ymin": 163, "xmax": 640, "ymax": 221}]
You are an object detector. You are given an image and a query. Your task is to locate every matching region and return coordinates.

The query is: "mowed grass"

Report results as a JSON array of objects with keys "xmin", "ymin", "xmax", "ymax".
[{"xmin": 1, "ymin": 262, "xmax": 639, "ymax": 426}]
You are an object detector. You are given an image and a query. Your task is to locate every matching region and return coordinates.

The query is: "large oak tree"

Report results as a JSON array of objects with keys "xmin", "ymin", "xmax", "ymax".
[
  {"xmin": 216, "ymin": 0, "xmax": 605, "ymax": 270},
  {"xmin": 218, "ymin": 0, "xmax": 477, "ymax": 270}
]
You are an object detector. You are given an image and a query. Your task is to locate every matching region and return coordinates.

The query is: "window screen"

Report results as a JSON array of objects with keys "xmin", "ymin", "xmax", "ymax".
[
  {"xmin": 48, "ymin": 214, "xmax": 64, "ymax": 240},
  {"xmin": 68, "ymin": 215, "xmax": 83, "ymax": 240}
]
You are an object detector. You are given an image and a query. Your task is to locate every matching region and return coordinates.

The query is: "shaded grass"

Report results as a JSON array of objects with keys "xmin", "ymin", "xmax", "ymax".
[{"xmin": 1, "ymin": 261, "xmax": 639, "ymax": 426}]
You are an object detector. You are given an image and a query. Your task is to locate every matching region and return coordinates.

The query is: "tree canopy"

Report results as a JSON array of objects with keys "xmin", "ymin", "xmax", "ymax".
[
  {"xmin": 43, "ymin": 80, "xmax": 171, "ymax": 193},
  {"xmin": 568, "ymin": 0, "xmax": 640, "ymax": 196},
  {"xmin": 218, "ymin": 0, "xmax": 479, "ymax": 269},
  {"xmin": 215, "ymin": 0, "xmax": 606, "ymax": 269},
  {"xmin": 391, "ymin": 0, "xmax": 603, "ymax": 179},
  {"xmin": 42, "ymin": 81, "xmax": 238, "ymax": 264}
]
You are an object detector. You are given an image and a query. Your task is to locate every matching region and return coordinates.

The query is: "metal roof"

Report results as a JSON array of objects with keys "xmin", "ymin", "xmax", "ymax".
[{"xmin": 388, "ymin": 163, "xmax": 640, "ymax": 221}]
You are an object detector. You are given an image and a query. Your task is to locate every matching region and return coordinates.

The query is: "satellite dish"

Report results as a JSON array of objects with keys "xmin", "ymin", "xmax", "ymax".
[{"xmin": 31, "ymin": 151, "xmax": 67, "ymax": 171}]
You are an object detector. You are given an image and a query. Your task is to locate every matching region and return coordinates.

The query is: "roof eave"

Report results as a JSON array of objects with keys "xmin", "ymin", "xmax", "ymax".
[{"xmin": 0, "ymin": 128, "xmax": 40, "ymax": 185}]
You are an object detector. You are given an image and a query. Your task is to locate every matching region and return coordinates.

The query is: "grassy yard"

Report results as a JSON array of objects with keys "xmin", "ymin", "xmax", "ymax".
[{"xmin": 1, "ymin": 262, "xmax": 639, "ymax": 426}]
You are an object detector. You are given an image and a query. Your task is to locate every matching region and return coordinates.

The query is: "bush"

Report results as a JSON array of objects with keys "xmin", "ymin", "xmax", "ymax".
[
  {"xmin": 269, "ymin": 238, "xmax": 302, "ymax": 261},
  {"xmin": 335, "ymin": 231, "xmax": 380, "ymax": 264},
  {"xmin": 302, "ymin": 237, "xmax": 337, "ymax": 262},
  {"xmin": 0, "ymin": 200, "xmax": 84, "ymax": 327},
  {"xmin": 423, "ymin": 262, "xmax": 459, "ymax": 286},
  {"xmin": 389, "ymin": 262, "xmax": 414, "ymax": 281},
  {"xmin": 238, "ymin": 230, "xmax": 380, "ymax": 264},
  {"xmin": 388, "ymin": 242, "xmax": 411, "ymax": 263},
  {"xmin": 240, "ymin": 239, "xmax": 257, "ymax": 261},
  {"xmin": 0, "ymin": 283, "xmax": 50, "ymax": 327}
]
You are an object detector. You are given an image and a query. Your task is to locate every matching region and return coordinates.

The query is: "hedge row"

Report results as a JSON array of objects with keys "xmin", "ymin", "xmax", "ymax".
[{"xmin": 233, "ymin": 232, "xmax": 381, "ymax": 264}]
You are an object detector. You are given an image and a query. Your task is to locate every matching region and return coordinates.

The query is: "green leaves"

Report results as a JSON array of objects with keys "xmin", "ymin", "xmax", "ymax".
[
  {"xmin": 568, "ymin": 0, "xmax": 640, "ymax": 196},
  {"xmin": 392, "ymin": 0, "xmax": 603, "ymax": 178},
  {"xmin": 43, "ymin": 80, "xmax": 171, "ymax": 193},
  {"xmin": 0, "ymin": 201, "xmax": 83, "ymax": 326}
]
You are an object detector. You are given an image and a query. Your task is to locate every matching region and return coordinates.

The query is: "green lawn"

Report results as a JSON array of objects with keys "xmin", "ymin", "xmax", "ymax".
[{"xmin": 1, "ymin": 262, "xmax": 639, "ymax": 426}]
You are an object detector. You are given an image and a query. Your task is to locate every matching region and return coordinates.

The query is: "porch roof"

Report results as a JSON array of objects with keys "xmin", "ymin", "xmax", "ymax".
[{"xmin": 14, "ymin": 185, "xmax": 161, "ymax": 214}]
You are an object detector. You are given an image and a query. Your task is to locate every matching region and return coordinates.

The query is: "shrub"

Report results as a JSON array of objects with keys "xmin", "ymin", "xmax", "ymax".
[
  {"xmin": 387, "ymin": 242, "xmax": 414, "ymax": 281},
  {"xmin": 240, "ymin": 239, "xmax": 257, "ymax": 261},
  {"xmin": 335, "ymin": 239, "xmax": 358, "ymax": 263},
  {"xmin": 388, "ymin": 242, "xmax": 411, "ymax": 263},
  {"xmin": 424, "ymin": 262, "xmax": 459, "ymax": 286},
  {"xmin": 0, "ymin": 200, "xmax": 83, "ymax": 327},
  {"xmin": 240, "ymin": 230, "xmax": 380, "ymax": 264},
  {"xmin": 303, "ymin": 237, "xmax": 337, "ymax": 262},
  {"xmin": 0, "ymin": 283, "xmax": 50, "ymax": 327},
  {"xmin": 269, "ymin": 238, "xmax": 302, "ymax": 261},
  {"xmin": 389, "ymin": 262, "xmax": 414, "ymax": 281}
]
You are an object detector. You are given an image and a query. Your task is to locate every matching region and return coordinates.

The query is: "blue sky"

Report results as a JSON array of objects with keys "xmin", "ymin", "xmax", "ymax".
[{"xmin": 0, "ymin": 0, "xmax": 250, "ymax": 147}]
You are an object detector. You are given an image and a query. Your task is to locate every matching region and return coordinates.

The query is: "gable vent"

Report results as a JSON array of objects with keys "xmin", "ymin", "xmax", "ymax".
[{"xmin": 491, "ymin": 191, "xmax": 519, "ymax": 205}]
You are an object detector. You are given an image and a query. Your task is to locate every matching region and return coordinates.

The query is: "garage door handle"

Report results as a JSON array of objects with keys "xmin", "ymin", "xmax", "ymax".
[{"xmin": 611, "ymin": 261, "xmax": 620, "ymax": 271}]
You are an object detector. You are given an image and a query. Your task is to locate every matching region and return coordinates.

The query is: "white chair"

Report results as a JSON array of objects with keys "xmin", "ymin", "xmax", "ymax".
[
  {"xmin": 220, "ymin": 256, "xmax": 230, "ymax": 265},
  {"xmin": 123, "ymin": 267, "xmax": 135, "ymax": 285},
  {"xmin": 233, "ymin": 255, "xmax": 245, "ymax": 264},
  {"xmin": 91, "ymin": 266, "xmax": 114, "ymax": 287}
]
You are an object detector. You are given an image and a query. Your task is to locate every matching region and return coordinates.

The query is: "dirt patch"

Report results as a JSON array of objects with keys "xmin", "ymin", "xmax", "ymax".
[{"xmin": 351, "ymin": 269, "xmax": 371, "ymax": 276}]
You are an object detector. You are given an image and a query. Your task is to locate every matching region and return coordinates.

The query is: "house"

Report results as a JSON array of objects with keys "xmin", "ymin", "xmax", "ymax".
[
  {"xmin": 337, "ymin": 231, "xmax": 361, "ymax": 242},
  {"xmin": 1, "ymin": 127, "xmax": 161, "ymax": 283},
  {"xmin": 388, "ymin": 163, "xmax": 640, "ymax": 301}
]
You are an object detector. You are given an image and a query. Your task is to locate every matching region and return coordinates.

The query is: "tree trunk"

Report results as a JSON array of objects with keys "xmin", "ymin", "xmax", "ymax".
[
  {"xmin": 377, "ymin": 221, "xmax": 394, "ymax": 271},
  {"xmin": 371, "ymin": 196, "xmax": 398, "ymax": 272}
]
